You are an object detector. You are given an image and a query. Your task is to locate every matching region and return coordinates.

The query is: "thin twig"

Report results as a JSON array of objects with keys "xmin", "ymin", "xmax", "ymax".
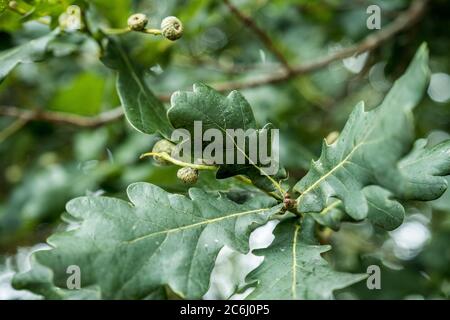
[
  {"xmin": 0, "ymin": 117, "xmax": 29, "ymax": 143},
  {"xmin": 101, "ymin": 27, "xmax": 162, "ymax": 36},
  {"xmin": 214, "ymin": 0, "xmax": 427, "ymax": 91},
  {"xmin": 223, "ymin": 0, "xmax": 292, "ymax": 72},
  {"xmin": 0, "ymin": 106, "xmax": 123, "ymax": 127}
]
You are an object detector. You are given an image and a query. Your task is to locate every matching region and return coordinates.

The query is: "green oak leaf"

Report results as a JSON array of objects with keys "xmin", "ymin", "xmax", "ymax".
[
  {"xmin": 167, "ymin": 83, "xmax": 286, "ymax": 192},
  {"xmin": 424, "ymin": 133, "xmax": 450, "ymax": 212},
  {"xmin": 308, "ymin": 136, "xmax": 450, "ymax": 231},
  {"xmin": 294, "ymin": 44, "xmax": 444, "ymax": 220},
  {"xmin": 168, "ymin": 83, "xmax": 257, "ymax": 132},
  {"xmin": 0, "ymin": 30, "xmax": 59, "ymax": 83},
  {"xmin": 322, "ymin": 187, "xmax": 404, "ymax": 231},
  {"xmin": 246, "ymin": 219, "xmax": 366, "ymax": 299},
  {"xmin": 433, "ymin": 177, "xmax": 450, "ymax": 212},
  {"xmin": 215, "ymin": 126, "xmax": 287, "ymax": 192},
  {"xmin": 12, "ymin": 257, "xmax": 102, "ymax": 300},
  {"xmin": 309, "ymin": 200, "xmax": 346, "ymax": 231},
  {"xmin": 310, "ymin": 185, "xmax": 405, "ymax": 231},
  {"xmin": 397, "ymin": 138, "xmax": 450, "ymax": 200},
  {"xmin": 364, "ymin": 186, "xmax": 405, "ymax": 231},
  {"xmin": 101, "ymin": 38, "xmax": 173, "ymax": 138},
  {"xmin": 13, "ymin": 182, "xmax": 282, "ymax": 299}
]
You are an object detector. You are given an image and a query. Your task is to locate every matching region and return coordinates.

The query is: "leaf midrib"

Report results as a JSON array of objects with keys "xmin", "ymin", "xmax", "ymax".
[
  {"xmin": 291, "ymin": 224, "xmax": 300, "ymax": 299},
  {"xmin": 298, "ymin": 109, "xmax": 395, "ymax": 201},
  {"xmin": 298, "ymin": 142, "xmax": 364, "ymax": 201},
  {"xmin": 125, "ymin": 207, "xmax": 270, "ymax": 244}
]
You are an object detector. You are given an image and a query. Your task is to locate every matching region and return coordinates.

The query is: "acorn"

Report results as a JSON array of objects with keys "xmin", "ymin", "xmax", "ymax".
[
  {"xmin": 177, "ymin": 167, "xmax": 198, "ymax": 184},
  {"xmin": 161, "ymin": 16, "xmax": 183, "ymax": 41},
  {"xmin": 152, "ymin": 139, "xmax": 175, "ymax": 165},
  {"xmin": 127, "ymin": 13, "xmax": 148, "ymax": 31}
]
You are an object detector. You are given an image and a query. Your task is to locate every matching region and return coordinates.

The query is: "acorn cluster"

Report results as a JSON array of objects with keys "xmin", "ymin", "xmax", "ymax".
[{"xmin": 127, "ymin": 13, "xmax": 184, "ymax": 41}]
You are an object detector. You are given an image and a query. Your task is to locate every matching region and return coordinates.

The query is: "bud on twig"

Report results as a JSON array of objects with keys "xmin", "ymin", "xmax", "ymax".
[{"xmin": 283, "ymin": 193, "xmax": 296, "ymax": 212}]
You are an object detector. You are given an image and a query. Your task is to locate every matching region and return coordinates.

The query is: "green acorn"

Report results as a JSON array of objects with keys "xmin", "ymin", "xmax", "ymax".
[
  {"xmin": 161, "ymin": 16, "xmax": 183, "ymax": 41},
  {"xmin": 127, "ymin": 13, "xmax": 148, "ymax": 31},
  {"xmin": 177, "ymin": 167, "xmax": 198, "ymax": 184},
  {"xmin": 152, "ymin": 139, "xmax": 175, "ymax": 165}
]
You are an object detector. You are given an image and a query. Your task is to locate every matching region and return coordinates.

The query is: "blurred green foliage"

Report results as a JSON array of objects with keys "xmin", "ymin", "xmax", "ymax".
[{"xmin": 0, "ymin": 0, "xmax": 449, "ymax": 299}]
